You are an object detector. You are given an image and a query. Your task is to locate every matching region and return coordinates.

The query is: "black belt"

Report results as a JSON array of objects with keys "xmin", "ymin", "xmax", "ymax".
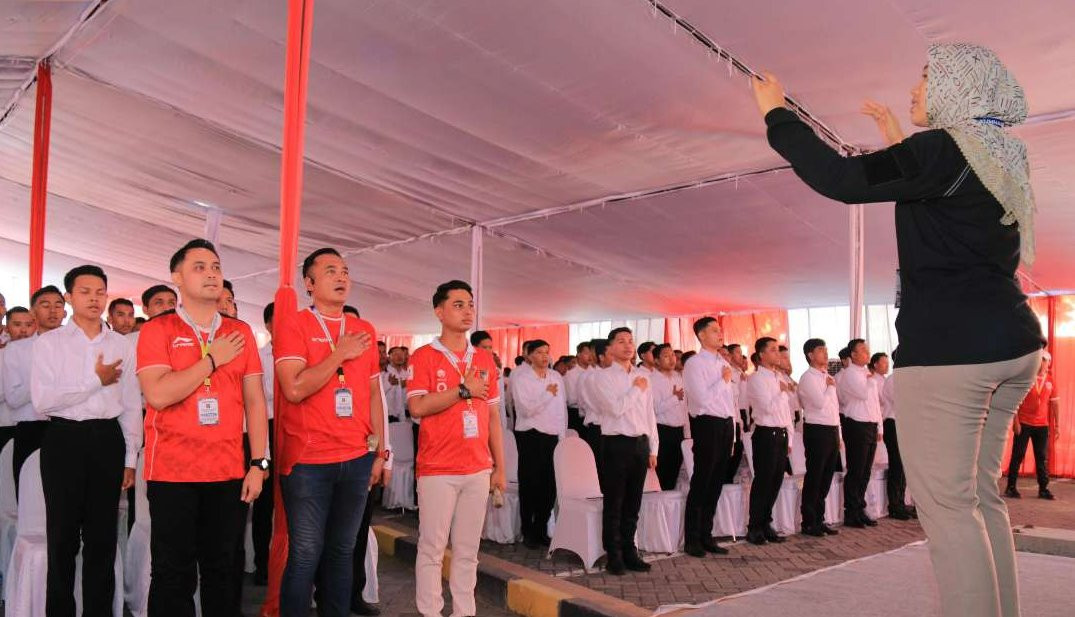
[
  {"xmin": 754, "ymin": 426, "xmax": 788, "ymax": 434},
  {"xmin": 49, "ymin": 417, "xmax": 119, "ymax": 429}
]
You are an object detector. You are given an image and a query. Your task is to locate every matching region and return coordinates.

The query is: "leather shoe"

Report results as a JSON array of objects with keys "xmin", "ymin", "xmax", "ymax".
[
  {"xmin": 801, "ymin": 525, "xmax": 825, "ymax": 537},
  {"xmin": 844, "ymin": 516, "xmax": 867, "ymax": 529},
  {"xmin": 684, "ymin": 541, "xmax": 706, "ymax": 558},
  {"xmin": 1004, "ymin": 486, "xmax": 1021, "ymax": 499},
  {"xmin": 605, "ymin": 552, "xmax": 626, "ymax": 576},
  {"xmin": 862, "ymin": 515, "xmax": 878, "ymax": 527},
  {"xmin": 889, "ymin": 508, "xmax": 912, "ymax": 521},
  {"xmin": 623, "ymin": 548, "xmax": 651, "ymax": 572},
  {"xmin": 351, "ymin": 598, "xmax": 381, "ymax": 616},
  {"xmin": 746, "ymin": 530, "xmax": 768, "ymax": 545},
  {"xmin": 764, "ymin": 526, "xmax": 786, "ymax": 543},
  {"xmin": 523, "ymin": 536, "xmax": 542, "ymax": 550},
  {"xmin": 702, "ymin": 539, "xmax": 729, "ymax": 555},
  {"xmin": 1039, "ymin": 488, "xmax": 1056, "ymax": 500},
  {"xmin": 820, "ymin": 524, "xmax": 839, "ymax": 536}
]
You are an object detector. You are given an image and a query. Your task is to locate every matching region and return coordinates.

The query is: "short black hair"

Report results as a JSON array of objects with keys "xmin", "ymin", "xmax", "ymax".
[
  {"xmin": 170, "ymin": 239, "xmax": 219, "ymax": 273},
  {"xmin": 778, "ymin": 345, "xmax": 788, "ymax": 353},
  {"xmin": 263, "ymin": 302, "xmax": 274, "ymax": 325},
  {"xmin": 388, "ymin": 346, "xmax": 404, "ymax": 355},
  {"xmin": 754, "ymin": 336, "xmax": 777, "ymax": 355},
  {"xmin": 591, "ymin": 338, "xmax": 609, "ymax": 360},
  {"xmin": 525, "ymin": 339, "xmax": 550, "ymax": 355},
  {"xmin": 470, "ymin": 330, "xmax": 492, "ymax": 346},
  {"xmin": 513, "ymin": 355, "xmax": 526, "ymax": 367},
  {"xmin": 141, "ymin": 284, "xmax": 176, "ymax": 309},
  {"xmin": 108, "ymin": 298, "xmax": 134, "ymax": 314},
  {"xmin": 31, "ymin": 285, "xmax": 63, "ymax": 306},
  {"xmin": 377, "ymin": 340, "xmax": 387, "ymax": 348},
  {"xmin": 63, "ymin": 265, "xmax": 107, "ymax": 293},
  {"xmin": 681, "ymin": 350, "xmax": 697, "ymax": 365},
  {"xmin": 869, "ymin": 352, "xmax": 889, "ymax": 370},
  {"xmin": 607, "ymin": 326, "xmax": 632, "ymax": 343},
  {"xmin": 652, "ymin": 343, "xmax": 672, "ymax": 361},
  {"xmin": 847, "ymin": 339, "xmax": 866, "ymax": 355},
  {"xmin": 575, "ymin": 341, "xmax": 592, "ymax": 353},
  {"xmin": 5, "ymin": 306, "xmax": 29, "ymax": 323},
  {"xmin": 693, "ymin": 316, "xmax": 718, "ymax": 337},
  {"xmin": 838, "ymin": 347, "xmax": 851, "ymax": 360},
  {"xmin": 222, "ymin": 279, "xmax": 234, "ymax": 293},
  {"xmin": 302, "ymin": 247, "xmax": 342, "ymax": 279},
  {"xmin": 135, "ymin": 316, "xmax": 146, "ymax": 324},
  {"xmin": 750, "ymin": 351, "xmax": 760, "ymax": 366},
  {"xmin": 432, "ymin": 280, "xmax": 472, "ymax": 308},
  {"xmin": 343, "ymin": 305, "xmax": 360, "ymax": 318},
  {"xmin": 803, "ymin": 338, "xmax": 826, "ymax": 359},
  {"xmin": 637, "ymin": 341, "xmax": 656, "ymax": 358},
  {"xmin": 725, "ymin": 343, "xmax": 741, "ymax": 355}
]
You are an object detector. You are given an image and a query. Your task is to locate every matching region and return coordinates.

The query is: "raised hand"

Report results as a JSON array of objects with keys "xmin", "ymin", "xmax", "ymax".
[
  {"xmin": 722, "ymin": 366, "xmax": 733, "ymax": 383},
  {"xmin": 208, "ymin": 331, "xmax": 245, "ymax": 366},
  {"xmin": 463, "ymin": 366, "xmax": 489, "ymax": 400},
  {"xmin": 826, "ymin": 375, "xmax": 837, "ymax": 388},
  {"xmin": 337, "ymin": 331, "xmax": 372, "ymax": 361},
  {"xmin": 95, "ymin": 354, "xmax": 123, "ymax": 386},
  {"xmin": 751, "ymin": 71, "xmax": 786, "ymax": 117},
  {"xmin": 633, "ymin": 376, "xmax": 649, "ymax": 392},
  {"xmin": 861, "ymin": 99, "xmax": 905, "ymax": 145},
  {"xmin": 546, "ymin": 383, "xmax": 559, "ymax": 396},
  {"xmin": 673, "ymin": 385, "xmax": 685, "ymax": 401}
]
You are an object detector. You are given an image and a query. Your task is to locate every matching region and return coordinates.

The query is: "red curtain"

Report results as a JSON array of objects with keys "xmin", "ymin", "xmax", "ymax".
[
  {"xmin": 487, "ymin": 324, "xmax": 570, "ymax": 364},
  {"xmin": 381, "ymin": 334, "xmax": 414, "ymax": 350},
  {"xmin": 662, "ymin": 310, "xmax": 790, "ymax": 354}
]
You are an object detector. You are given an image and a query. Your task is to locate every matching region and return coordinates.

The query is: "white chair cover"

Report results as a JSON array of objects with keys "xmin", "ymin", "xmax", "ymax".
[
  {"xmin": 676, "ymin": 439, "xmax": 694, "ymax": 493},
  {"xmin": 824, "ymin": 474, "xmax": 844, "ymax": 525},
  {"xmin": 866, "ymin": 467, "xmax": 889, "ymax": 520},
  {"xmin": 0, "ymin": 441, "xmax": 17, "ymax": 583},
  {"xmin": 361, "ymin": 527, "xmax": 379, "ymax": 604},
  {"xmin": 713, "ymin": 483, "xmax": 748, "ymax": 539},
  {"xmin": 742, "ymin": 431, "xmax": 756, "ymax": 478},
  {"xmin": 771, "ymin": 475, "xmax": 802, "ymax": 535},
  {"xmin": 5, "ymin": 451, "xmax": 46, "ymax": 617},
  {"xmin": 875, "ymin": 437, "xmax": 890, "ymax": 468},
  {"xmin": 637, "ymin": 468, "xmax": 685, "ymax": 554},
  {"xmin": 548, "ymin": 436, "xmax": 604, "ymax": 569},
  {"xmin": 382, "ymin": 422, "xmax": 416, "ymax": 510},
  {"xmin": 483, "ymin": 431, "xmax": 522, "ymax": 543},
  {"xmin": 790, "ymin": 429, "xmax": 807, "ymax": 476}
]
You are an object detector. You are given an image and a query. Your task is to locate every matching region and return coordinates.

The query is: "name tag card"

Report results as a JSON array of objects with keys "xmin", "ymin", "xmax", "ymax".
[
  {"xmin": 462, "ymin": 408, "xmax": 479, "ymax": 439},
  {"xmin": 198, "ymin": 396, "xmax": 220, "ymax": 426},
  {"xmin": 335, "ymin": 388, "xmax": 353, "ymax": 418}
]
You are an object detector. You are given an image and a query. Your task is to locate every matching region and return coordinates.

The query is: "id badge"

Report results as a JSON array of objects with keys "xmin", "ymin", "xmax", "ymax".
[
  {"xmin": 335, "ymin": 388, "xmax": 353, "ymax": 418},
  {"xmin": 462, "ymin": 407, "xmax": 479, "ymax": 439},
  {"xmin": 198, "ymin": 395, "xmax": 220, "ymax": 426}
]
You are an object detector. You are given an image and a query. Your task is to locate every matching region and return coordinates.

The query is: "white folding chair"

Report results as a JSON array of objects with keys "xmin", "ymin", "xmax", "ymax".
[
  {"xmin": 548, "ymin": 436, "xmax": 604, "ymax": 570},
  {"xmin": 4, "ymin": 451, "xmax": 47, "ymax": 617},
  {"xmin": 0, "ymin": 441, "xmax": 17, "ymax": 584},
  {"xmin": 790, "ymin": 429, "xmax": 807, "ymax": 476},
  {"xmin": 382, "ymin": 421, "xmax": 416, "ymax": 510},
  {"xmin": 866, "ymin": 466, "xmax": 889, "ymax": 520},
  {"xmin": 361, "ymin": 528, "xmax": 379, "ymax": 604},
  {"xmin": 483, "ymin": 430, "xmax": 521, "ymax": 543},
  {"xmin": 637, "ymin": 468, "xmax": 685, "ymax": 554},
  {"xmin": 676, "ymin": 438, "xmax": 694, "ymax": 493},
  {"xmin": 771, "ymin": 475, "xmax": 802, "ymax": 535},
  {"xmin": 825, "ymin": 473, "xmax": 844, "ymax": 525}
]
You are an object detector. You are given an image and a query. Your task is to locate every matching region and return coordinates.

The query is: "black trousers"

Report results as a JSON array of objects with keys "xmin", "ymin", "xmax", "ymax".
[
  {"xmin": 0, "ymin": 425, "xmax": 14, "ymax": 458},
  {"xmin": 148, "ymin": 479, "xmax": 244, "ymax": 617},
  {"xmin": 252, "ymin": 419, "xmax": 275, "ymax": 575},
  {"xmin": 801, "ymin": 423, "xmax": 840, "ymax": 529},
  {"xmin": 842, "ymin": 419, "xmax": 878, "ymax": 519},
  {"xmin": 580, "ymin": 422, "xmax": 603, "ymax": 476},
  {"xmin": 13, "ymin": 419, "xmax": 49, "ymax": 499},
  {"xmin": 567, "ymin": 406, "xmax": 584, "ymax": 434},
  {"xmin": 352, "ymin": 485, "xmax": 381, "ymax": 598},
  {"xmin": 882, "ymin": 418, "xmax": 908, "ymax": 512},
  {"xmin": 685, "ymin": 416, "xmax": 733, "ymax": 543},
  {"xmin": 1007, "ymin": 424, "xmax": 1050, "ymax": 490},
  {"xmin": 412, "ymin": 421, "xmax": 420, "ymax": 505},
  {"xmin": 748, "ymin": 427, "xmax": 788, "ymax": 532},
  {"xmin": 599, "ymin": 435, "xmax": 649, "ymax": 554},
  {"xmin": 724, "ymin": 419, "xmax": 745, "ymax": 484},
  {"xmin": 655, "ymin": 424, "xmax": 685, "ymax": 490},
  {"xmin": 515, "ymin": 429, "xmax": 559, "ymax": 541},
  {"xmin": 41, "ymin": 418, "xmax": 125, "ymax": 617}
]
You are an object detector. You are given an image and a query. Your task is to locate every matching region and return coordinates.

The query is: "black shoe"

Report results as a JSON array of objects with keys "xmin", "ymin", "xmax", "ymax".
[
  {"xmin": 862, "ymin": 515, "xmax": 878, "ymax": 527},
  {"xmin": 253, "ymin": 569, "xmax": 268, "ymax": 586},
  {"xmin": 351, "ymin": 598, "xmax": 381, "ymax": 616},
  {"xmin": 605, "ymin": 552, "xmax": 626, "ymax": 575},
  {"xmin": 908, "ymin": 507, "xmax": 919, "ymax": 520},
  {"xmin": 844, "ymin": 515, "xmax": 867, "ymax": 529},
  {"xmin": 820, "ymin": 524, "xmax": 839, "ymax": 536},
  {"xmin": 1039, "ymin": 488, "xmax": 1056, "ymax": 500},
  {"xmin": 702, "ymin": 539, "xmax": 729, "ymax": 555},
  {"xmin": 684, "ymin": 541, "xmax": 706, "ymax": 558},
  {"xmin": 523, "ymin": 536, "xmax": 542, "ymax": 550},
  {"xmin": 764, "ymin": 526, "xmax": 786, "ymax": 543},
  {"xmin": 1004, "ymin": 486, "xmax": 1021, "ymax": 499},
  {"xmin": 746, "ymin": 530, "xmax": 768, "ymax": 545},
  {"xmin": 889, "ymin": 508, "xmax": 912, "ymax": 521},
  {"xmin": 623, "ymin": 548, "xmax": 651, "ymax": 572},
  {"xmin": 801, "ymin": 525, "xmax": 825, "ymax": 537},
  {"xmin": 539, "ymin": 534, "xmax": 553, "ymax": 546}
]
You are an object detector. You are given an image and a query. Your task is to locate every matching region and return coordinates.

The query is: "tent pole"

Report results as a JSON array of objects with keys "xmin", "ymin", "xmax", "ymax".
[
  {"xmin": 471, "ymin": 224, "xmax": 484, "ymax": 329},
  {"xmin": 849, "ymin": 204, "xmax": 865, "ymax": 340},
  {"xmin": 28, "ymin": 61, "xmax": 53, "ymax": 295}
]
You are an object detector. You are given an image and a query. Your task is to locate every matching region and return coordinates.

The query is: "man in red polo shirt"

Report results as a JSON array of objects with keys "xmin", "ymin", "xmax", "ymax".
[
  {"xmin": 137, "ymin": 239, "xmax": 268, "ymax": 617},
  {"xmin": 1005, "ymin": 352, "xmax": 1059, "ymax": 500},
  {"xmin": 407, "ymin": 280, "xmax": 506, "ymax": 617},
  {"xmin": 273, "ymin": 248, "xmax": 386, "ymax": 617}
]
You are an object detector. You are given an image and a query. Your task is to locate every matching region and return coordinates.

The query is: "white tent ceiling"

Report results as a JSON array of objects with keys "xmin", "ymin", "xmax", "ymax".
[{"xmin": 1, "ymin": 0, "xmax": 1072, "ymax": 334}]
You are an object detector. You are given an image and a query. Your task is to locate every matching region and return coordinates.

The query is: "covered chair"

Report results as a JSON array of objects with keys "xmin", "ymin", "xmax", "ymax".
[
  {"xmin": 0, "ymin": 441, "xmax": 17, "ymax": 584},
  {"xmin": 680, "ymin": 439, "xmax": 748, "ymax": 540},
  {"xmin": 548, "ymin": 436, "xmax": 604, "ymax": 570},
  {"xmin": 4, "ymin": 451, "xmax": 47, "ymax": 616},
  {"xmin": 482, "ymin": 430, "xmax": 522, "ymax": 543},
  {"xmin": 636, "ymin": 468, "xmax": 685, "ymax": 554},
  {"xmin": 382, "ymin": 421, "xmax": 416, "ymax": 510}
]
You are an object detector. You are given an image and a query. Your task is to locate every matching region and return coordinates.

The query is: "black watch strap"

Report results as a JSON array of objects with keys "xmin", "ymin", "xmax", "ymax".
[
  {"xmin": 250, "ymin": 458, "xmax": 270, "ymax": 471},
  {"xmin": 458, "ymin": 383, "xmax": 472, "ymax": 400}
]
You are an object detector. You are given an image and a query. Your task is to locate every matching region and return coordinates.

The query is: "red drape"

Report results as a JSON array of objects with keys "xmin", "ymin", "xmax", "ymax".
[
  {"xmin": 263, "ymin": 1, "xmax": 316, "ymax": 615},
  {"xmin": 663, "ymin": 311, "xmax": 790, "ymax": 355},
  {"xmin": 487, "ymin": 324, "xmax": 570, "ymax": 365},
  {"xmin": 381, "ymin": 334, "xmax": 415, "ymax": 351},
  {"xmin": 28, "ymin": 61, "xmax": 52, "ymax": 295}
]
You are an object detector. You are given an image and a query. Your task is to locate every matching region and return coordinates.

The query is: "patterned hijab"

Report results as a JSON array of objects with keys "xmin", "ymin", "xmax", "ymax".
[{"xmin": 926, "ymin": 43, "xmax": 1036, "ymax": 264}]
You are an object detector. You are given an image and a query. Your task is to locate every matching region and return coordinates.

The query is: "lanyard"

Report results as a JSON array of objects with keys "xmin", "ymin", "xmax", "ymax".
[
  {"xmin": 177, "ymin": 306, "xmax": 220, "ymax": 389},
  {"xmin": 311, "ymin": 307, "xmax": 347, "ymax": 385},
  {"xmin": 431, "ymin": 337, "xmax": 475, "ymax": 404}
]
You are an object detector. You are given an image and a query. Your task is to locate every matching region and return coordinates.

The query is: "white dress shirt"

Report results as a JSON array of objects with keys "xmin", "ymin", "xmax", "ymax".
[
  {"xmin": 563, "ymin": 364, "xmax": 592, "ymax": 408},
  {"xmin": 381, "ymin": 363, "xmax": 409, "ymax": 422},
  {"xmin": 260, "ymin": 343, "xmax": 275, "ymax": 420},
  {"xmin": 837, "ymin": 364, "xmax": 883, "ymax": 432},
  {"xmin": 682, "ymin": 349, "xmax": 736, "ymax": 420},
  {"xmin": 797, "ymin": 367, "xmax": 841, "ymax": 427},
  {"xmin": 880, "ymin": 373, "xmax": 896, "ymax": 421},
  {"xmin": 30, "ymin": 321, "xmax": 142, "ymax": 467},
  {"xmin": 649, "ymin": 369, "xmax": 688, "ymax": 428},
  {"xmin": 0, "ymin": 347, "xmax": 12, "ymax": 428},
  {"xmin": 589, "ymin": 363, "xmax": 659, "ymax": 455},
  {"xmin": 747, "ymin": 366, "xmax": 794, "ymax": 431},
  {"xmin": 738, "ymin": 371, "xmax": 751, "ymax": 412},
  {"xmin": 3, "ymin": 335, "xmax": 46, "ymax": 423},
  {"xmin": 579, "ymin": 367, "xmax": 603, "ymax": 427},
  {"xmin": 511, "ymin": 366, "xmax": 567, "ymax": 437}
]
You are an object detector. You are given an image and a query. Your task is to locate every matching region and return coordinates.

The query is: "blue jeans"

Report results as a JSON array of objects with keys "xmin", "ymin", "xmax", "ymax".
[{"xmin": 279, "ymin": 454, "xmax": 374, "ymax": 617}]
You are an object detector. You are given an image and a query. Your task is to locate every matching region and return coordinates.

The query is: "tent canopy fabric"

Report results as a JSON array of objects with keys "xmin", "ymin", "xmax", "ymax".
[{"xmin": 1, "ymin": 0, "xmax": 1073, "ymax": 334}]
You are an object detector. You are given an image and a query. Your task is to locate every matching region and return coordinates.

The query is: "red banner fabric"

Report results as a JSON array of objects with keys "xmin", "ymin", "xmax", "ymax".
[{"xmin": 29, "ymin": 61, "xmax": 52, "ymax": 295}]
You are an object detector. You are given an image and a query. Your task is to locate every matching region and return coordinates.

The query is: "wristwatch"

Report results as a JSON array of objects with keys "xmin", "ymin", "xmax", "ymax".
[
  {"xmin": 458, "ymin": 383, "xmax": 472, "ymax": 400},
  {"xmin": 250, "ymin": 458, "xmax": 270, "ymax": 472}
]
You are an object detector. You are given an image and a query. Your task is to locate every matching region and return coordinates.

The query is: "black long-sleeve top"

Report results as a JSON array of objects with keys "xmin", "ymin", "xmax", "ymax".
[{"xmin": 764, "ymin": 107, "xmax": 1044, "ymax": 368}]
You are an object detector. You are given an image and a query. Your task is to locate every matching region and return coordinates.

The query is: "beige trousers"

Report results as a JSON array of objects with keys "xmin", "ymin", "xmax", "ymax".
[
  {"xmin": 415, "ymin": 470, "xmax": 491, "ymax": 617},
  {"xmin": 896, "ymin": 350, "xmax": 1040, "ymax": 617}
]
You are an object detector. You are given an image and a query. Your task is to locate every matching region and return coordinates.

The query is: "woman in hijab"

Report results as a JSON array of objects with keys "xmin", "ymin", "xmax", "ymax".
[{"xmin": 752, "ymin": 44, "xmax": 1044, "ymax": 617}]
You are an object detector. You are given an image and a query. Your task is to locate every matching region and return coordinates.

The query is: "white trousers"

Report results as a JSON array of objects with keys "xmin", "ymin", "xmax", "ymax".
[{"xmin": 415, "ymin": 470, "xmax": 491, "ymax": 617}]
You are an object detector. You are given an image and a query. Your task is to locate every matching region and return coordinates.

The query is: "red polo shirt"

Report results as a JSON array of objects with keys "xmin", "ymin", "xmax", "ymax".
[
  {"xmin": 407, "ymin": 342, "xmax": 500, "ymax": 477},
  {"xmin": 137, "ymin": 311, "xmax": 262, "ymax": 482},
  {"xmin": 1017, "ymin": 377, "xmax": 1055, "ymax": 427},
  {"xmin": 274, "ymin": 308, "xmax": 379, "ymax": 475}
]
